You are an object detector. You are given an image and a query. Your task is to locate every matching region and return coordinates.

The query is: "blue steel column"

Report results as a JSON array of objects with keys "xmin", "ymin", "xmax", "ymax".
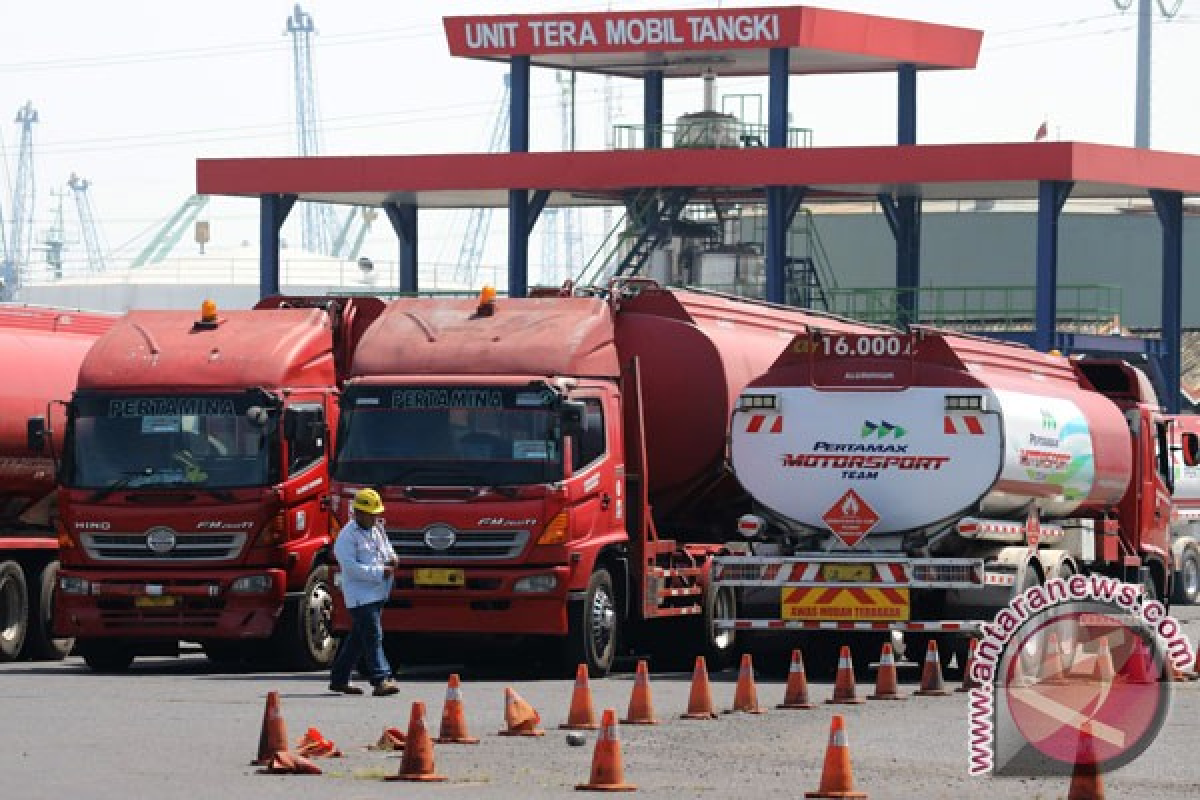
[
  {"xmin": 765, "ymin": 47, "xmax": 789, "ymax": 304},
  {"xmin": 895, "ymin": 64, "xmax": 919, "ymax": 325},
  {"xmin": 507, "ymin": 55, "xmax": 531, "ymax": 297},
  {"xmin": 259, "ymin": 193, "xmax": 296, "ymax": 299},
  {"xmin": 1152, "ymin": 189, "xmax": 1183, "ymax": 413},
  {"xmin": 384, "ymin": 202, "xmax": 418, "ymax": 293},
  {"xmin": 644, "ymin": 70, "xmax": 664, "ymax": 149},
  {"xmin": 1034, "ymin": 180, "xmax": 1074, "ymax": 353}
]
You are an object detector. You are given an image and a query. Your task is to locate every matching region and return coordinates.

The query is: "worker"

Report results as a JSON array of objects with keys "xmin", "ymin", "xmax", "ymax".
[{"xmin": 328, "ymin": 487, "xmax": 400, "ymax": 696}]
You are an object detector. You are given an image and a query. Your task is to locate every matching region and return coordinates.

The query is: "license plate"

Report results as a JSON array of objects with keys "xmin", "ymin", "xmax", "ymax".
[
  {"xmin": 821, "ymin": 564, "xmax": 872, "ymax": 582},
  {"xmin": 135, "ymin": 595, "xmax": 178, "ymax": 608},
  {"xmin": 414, "ymin": 568, "xmax": 465, "ymax": 587},
  {"xmin": 782, "ymin": 587, "xmax": 909, "ymax": 621}
]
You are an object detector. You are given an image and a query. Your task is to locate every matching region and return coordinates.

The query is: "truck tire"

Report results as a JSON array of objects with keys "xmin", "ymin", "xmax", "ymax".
[
  {"xmin": 565, "ymin": 568, "xmax": 618, "ymax": 678},
  {"xmin": 0, "ymin": 560, "xmax": 29, "ymax": 662},
  {"xmin": 1173, "ymin": 548, "xmax": 1200, "ymax": 605},
  {"xmin": 77, "ymin": 639, "xmax": 135, "ymax": 672},
  {"xmin": 19, "ymin": 561, "xmax": 73, "ymax": 661},
  {"xmin": 276, "ymin": 566, "xmax": 337, "ymax": 671},
  {"xmin": 700, "ymin": 583, "xmax": 737, "ymax": 671}
]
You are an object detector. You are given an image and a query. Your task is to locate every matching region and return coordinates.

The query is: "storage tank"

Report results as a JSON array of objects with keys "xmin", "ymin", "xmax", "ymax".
[{"xmin": 730, "ymin": 328, "xmax": 1136, "ymax": 542}]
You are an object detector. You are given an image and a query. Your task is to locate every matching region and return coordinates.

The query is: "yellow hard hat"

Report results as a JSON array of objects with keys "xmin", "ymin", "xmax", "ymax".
[{"xmin": 352, "ymin": 488, "xmax": 385, "ymax": 515}]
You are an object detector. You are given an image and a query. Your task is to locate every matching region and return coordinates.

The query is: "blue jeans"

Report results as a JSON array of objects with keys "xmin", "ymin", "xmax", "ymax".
[{"xmin": 330, "ymin": 600, "xmax": 392, "ymax": 687}]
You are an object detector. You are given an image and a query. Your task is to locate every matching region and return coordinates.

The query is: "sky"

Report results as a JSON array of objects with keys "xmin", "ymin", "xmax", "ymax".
[{"xmin": 0, "ymin": 0, "xmax": 1198, "ymax": 281}]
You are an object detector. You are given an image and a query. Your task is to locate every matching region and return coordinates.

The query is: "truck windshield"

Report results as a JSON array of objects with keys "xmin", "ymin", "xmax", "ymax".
[
  {"xmin": 64, "ymin": 392, "xmax": 278, "ymax": 490},
  {"xmin": 334, "ymin": 385, "xmax": 563, "ymax": 487}
]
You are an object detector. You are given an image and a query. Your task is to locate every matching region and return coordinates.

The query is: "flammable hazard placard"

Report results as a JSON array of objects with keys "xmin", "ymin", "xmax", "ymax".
[{"xmin": 782, "ymin": 587, "xmax": 910, "ymax": 621}]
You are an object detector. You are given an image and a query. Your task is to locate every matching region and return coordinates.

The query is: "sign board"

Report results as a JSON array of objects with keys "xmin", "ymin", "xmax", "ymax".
[
  {"xmin": 782, "ymin": 587, "xmax": 909, "ymax": 621},
  {"xmin": 821, "ymin": 488, "xmax": 880, "ymax": 548}
]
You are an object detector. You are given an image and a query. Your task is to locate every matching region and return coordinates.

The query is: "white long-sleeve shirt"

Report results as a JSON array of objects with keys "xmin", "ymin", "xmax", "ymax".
[{"xmin": 333, "ymin": 518, "xmax": 397, "ymax": 608}]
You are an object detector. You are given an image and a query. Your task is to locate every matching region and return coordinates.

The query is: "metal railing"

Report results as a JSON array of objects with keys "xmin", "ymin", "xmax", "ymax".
[
  {"xmin": 612, "ymin": 122, "xmax": 813, "ymax": 150},
  {"xmin": 823, "ymin": 284, "xmax": 1123, "ymax": 332}
]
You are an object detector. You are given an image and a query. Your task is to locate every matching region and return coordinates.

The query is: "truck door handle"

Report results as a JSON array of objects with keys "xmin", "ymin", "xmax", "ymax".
[{"xmin": 601, "ymin": 494, "xmax": 611, "ymax": 511}]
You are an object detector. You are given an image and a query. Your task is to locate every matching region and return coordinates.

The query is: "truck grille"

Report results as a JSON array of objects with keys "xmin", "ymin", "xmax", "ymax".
[
  {"xmin": 387, "ymin": 529, "xmax": 530, "ymax": 560},
  {"xmin": 82, "ymin": 533, "xmax": 247, "ymax": 561}
]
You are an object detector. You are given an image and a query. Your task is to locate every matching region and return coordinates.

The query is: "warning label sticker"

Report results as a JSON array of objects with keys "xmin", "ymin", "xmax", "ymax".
[{"xmin": 821, "ymin": 489, "xmax": 881, "ymax": 548}]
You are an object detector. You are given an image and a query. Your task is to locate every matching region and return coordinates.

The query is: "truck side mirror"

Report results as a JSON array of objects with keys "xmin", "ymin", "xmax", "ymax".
[
  {"xmin": 27, "ymin": 416, "xmax": 47, "ymax": 454},
  {"xmin": 1185, "ymin": 433, "xmax": 1200, "ymax": 467},
  {"xmin": 560, "ymin": 400, "xmax": 587, "ymax": 439}
]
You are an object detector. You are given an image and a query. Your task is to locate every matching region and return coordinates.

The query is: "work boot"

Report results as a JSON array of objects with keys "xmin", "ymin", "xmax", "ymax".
[
  {"xmin": 328, "ymin": 683, "xmax": 364, "ymax": 695},
  {"xmin": 372, "ymin": 679, "xmax": 400, "ymax": 697}
]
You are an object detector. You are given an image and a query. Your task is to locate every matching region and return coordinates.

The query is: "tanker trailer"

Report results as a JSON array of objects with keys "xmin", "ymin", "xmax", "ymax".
[
  {"xmin": 0, "ymin": 305, "xmax": 113, "ymax": 661},
  {"xmin": 329, "ymin": 280, "xmax": 884, "ymax": 675},
  {"xmin": 714, "ymin": 327, "xmax": 1174, "ymax": 674}
]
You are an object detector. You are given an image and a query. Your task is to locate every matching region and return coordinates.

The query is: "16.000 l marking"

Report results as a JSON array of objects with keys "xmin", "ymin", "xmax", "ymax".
[{"xmin": 821, "ymin": 334, "xmax": 911, "ymax": 357}]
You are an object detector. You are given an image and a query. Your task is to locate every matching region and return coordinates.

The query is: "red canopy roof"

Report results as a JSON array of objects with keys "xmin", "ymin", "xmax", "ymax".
[{"xmin": 197, "ymin": 142, "xmax": 1200, "ymax": 209}]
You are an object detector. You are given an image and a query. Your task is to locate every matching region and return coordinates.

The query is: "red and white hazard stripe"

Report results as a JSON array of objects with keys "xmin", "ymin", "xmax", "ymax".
[
  {"xmin": 957, "ymin": 517, "xmax": 1064, "ymax": 544},
  {"xmin": 943, "ymin": 415, "xmax": 985, "ymax": 435},
  {"xmin": 744, "ymin": 414, "xmax": 783, "ymax": 434},
  {"xmin": 718, "ymin": 620, "xmax": 982, "ymax": 633}
]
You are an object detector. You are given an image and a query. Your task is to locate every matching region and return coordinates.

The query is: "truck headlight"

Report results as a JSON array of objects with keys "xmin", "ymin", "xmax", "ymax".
[
  {"xmin": 59, "ymin": 576, "xmax": 91, "ymax": 595},
  {"xmin": 230, "ymin": 574, "xmax": 272, "ymax": 594},
  {"xmin": 513, "ymin": 574, "xmax": 558, "ymax": 593}
]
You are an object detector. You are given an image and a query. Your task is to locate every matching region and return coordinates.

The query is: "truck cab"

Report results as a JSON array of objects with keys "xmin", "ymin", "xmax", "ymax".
[{"xmin": 55, "ymin": 297, "xmax": 383, "ymax": 671}]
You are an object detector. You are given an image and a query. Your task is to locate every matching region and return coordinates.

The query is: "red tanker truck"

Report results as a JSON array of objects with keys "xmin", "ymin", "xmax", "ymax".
[
  {"xmin": 1168, "ymin": 414, "xmax": 1200, "ymax": 605},
  {"xmin": 0, "ymin": 305, "xmax": 114, "ymax": 662},
  {"xmin": 328, "ymin": 280, "xmax": 879, "ymax": 675},
  {"xmin": 715, "ymin": 326, "xmax": 1178, "ymax": 672},
  {"xmin": 52, "ymin": 297, "xmax": 384, "ymax": 671}
]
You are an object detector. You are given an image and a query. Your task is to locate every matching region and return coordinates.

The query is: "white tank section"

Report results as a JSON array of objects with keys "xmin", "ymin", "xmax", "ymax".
[{"xmin": 730, "ymin": 386, "xmax": 1120, "ymax": 538}]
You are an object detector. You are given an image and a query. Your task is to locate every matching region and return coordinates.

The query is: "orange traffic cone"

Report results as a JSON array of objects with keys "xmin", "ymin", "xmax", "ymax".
[
  {"xmin": 1066, "ymin": 721, "xmax": 1105, "ymax": 800},
  {"xmin": 1116, "ymin": 638, "xmax": 1157, "ymax": 685},
  {"xmin": 296, "ymin": 726, "xmax": 342, "ymax": 758},
  {"xmin": 1038, "ymin": 632, "xmax": 1069, "ymax": 686},
  {"xmin": 1092, "ymin": 641, "xmax": 1116, "ymax": 683},
  {"xmin": 367, "ymin": 726, "xmax": 406, "ymax": 751},
  {"xmin": 826, "ymin": 646, "xmax": 865, "ymax": 705},
  {"xmin": 868, "ymin": 643, "xmax": 905, "ymax": 700},
  {"xmin": 957, "ymin": 639, "xmax": 981, "ymax": 692},
  {"xmin": 436, "ymin": 673, "xmax": 479, "ymax": 744},
  {"xmin": 260, "ymin": 750, "xmax": 323, "ymax": 776},
  {"xmin": 726, "ymin": 652, "xmax": 767, "ymax": 713},
  {"xmin": 253, "ymin": 690, "xmax": 289, "ymax": 765},
  {"xmin": 804, "ymin": 714, "xmax": 867, "ymax": 799},
  {"xmin": 622, "ymin": 659, "xmax": 659, "ymax": 724},
  {"xmin": 914, "ymin": 640, "xmax": 951, "ymax": 697},
  {"xmin": 561, "ymin": 664, "xmax": 600, "ymax": 730},
  {"xmin": 680, "ymin": 656, "xmax": 718, "ymax": 720},
  {"xmin": 778, "ymin": 649, "xmax": 815, "ymax": 710},
  {"xmin": 498, "ymin": 687, "xmax": 545, "ymax": 736},
  {"xmin": 385, "ymin": 701, "xmax": 447, "ymax": 782},
  {"xmin": 575, "ymin": 709, "xmax": 636, "ymax": 792}
]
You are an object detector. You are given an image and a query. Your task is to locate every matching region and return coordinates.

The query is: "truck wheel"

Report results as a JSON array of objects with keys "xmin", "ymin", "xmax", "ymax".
[
  {"xmin": 701, "ymin": 584, "xmax": 737, "ymax": 671},
  {"xmin": 1173, "ymin": 549, "xmax": 1200, "ymax": 605},
  {"xmin": 278, "ymin": 566, "xmax": 337, "ymax": 671},
  {"xmin": 19, "ymin": 562, "xmax": 73, "ymax": 661},
  {"xmin": 566, "ymin": 568, "xmax": 618, "ymax": 678},
  {"xmin": 0, "ymin": 561, "xmax": 29, "ymax": 662},
  {"xmin": 78, "ymin": 639, "xmax": 135, "ymax": 672}
]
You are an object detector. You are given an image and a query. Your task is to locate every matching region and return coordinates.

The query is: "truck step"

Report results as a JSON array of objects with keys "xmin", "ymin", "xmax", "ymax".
[{"xmin": 656, "ymin": 586, "xmax": 703, "ymax": 599}]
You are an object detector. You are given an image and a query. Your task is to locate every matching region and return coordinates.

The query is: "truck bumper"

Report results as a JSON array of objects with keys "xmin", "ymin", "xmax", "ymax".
[
  {"xmin": 54, "ymin": 568, "xmax": 287, "ymax": 639},
  {"xmin": 333, "ymin": 565, "xmax": 573, "ymax": 636}
]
